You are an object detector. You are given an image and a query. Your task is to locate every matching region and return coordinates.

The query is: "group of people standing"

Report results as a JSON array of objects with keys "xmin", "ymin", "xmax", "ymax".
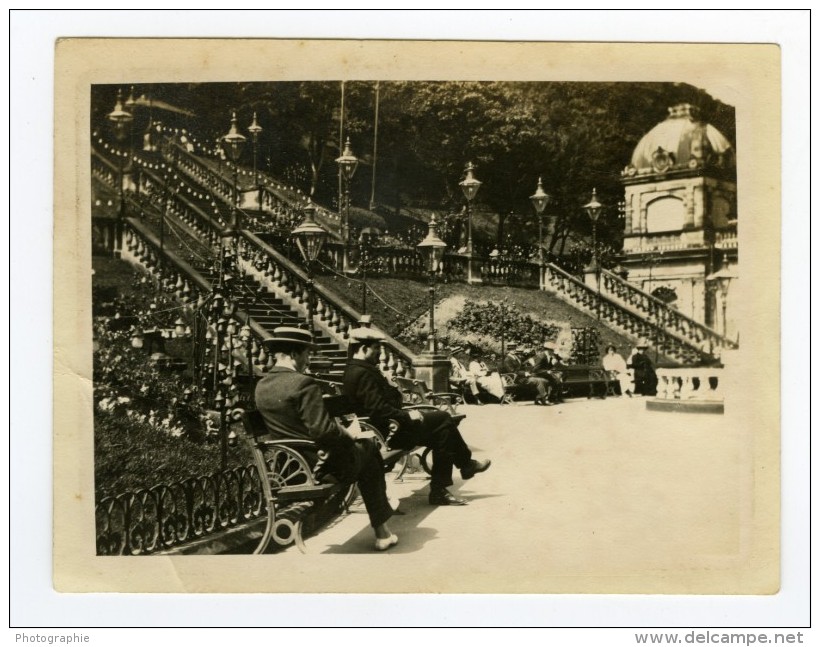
[{"xmin": 602, "ymin": 341, "xmax": 658, "ymax": 397}]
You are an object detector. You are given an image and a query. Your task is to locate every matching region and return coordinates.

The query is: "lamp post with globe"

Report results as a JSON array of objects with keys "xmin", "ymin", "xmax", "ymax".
[
  {"xmin": 107, "ymin": 89, "xmax": 133, "ymax": 256},
  {"xmin": 529, "ymin": 177, "xmax": 551, "ymax": 291},
  {"xmin": 583, "ymin": 188, "xmax": 603, "ymax": 320},
  {"xmin": 458, "ymin": 162, "xmax": 481, "ymax": 283}
]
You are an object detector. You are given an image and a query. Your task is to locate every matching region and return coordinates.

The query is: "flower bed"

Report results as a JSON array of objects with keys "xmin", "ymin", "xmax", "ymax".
[{"xmin": 93, "ymin": 258, "xmax": 250, "ymax": 498}]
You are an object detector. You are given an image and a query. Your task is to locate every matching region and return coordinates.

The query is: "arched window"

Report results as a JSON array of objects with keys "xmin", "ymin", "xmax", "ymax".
[{"xmin": 646, "ymin": 195, "xmax": 685, "ymax": 233}]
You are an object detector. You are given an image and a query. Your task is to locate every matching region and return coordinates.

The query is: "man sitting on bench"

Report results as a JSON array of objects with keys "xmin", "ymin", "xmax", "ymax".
[
  {"xmin": 531, "ymin": 341, "xmax": 566, "ymax": 404},
  {"xmin": 254, "ymin": 327, "xmax": 398, "ymax": 551},
  {"xmin": 343, "ymin": 327, "xmax": 491, "ymax": 507}
]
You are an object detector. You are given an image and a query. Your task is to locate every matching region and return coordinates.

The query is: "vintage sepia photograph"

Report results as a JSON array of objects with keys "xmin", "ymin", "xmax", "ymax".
[{"xmin": 52, "ymin": 37, "xmax": 781, "ymax": 598}]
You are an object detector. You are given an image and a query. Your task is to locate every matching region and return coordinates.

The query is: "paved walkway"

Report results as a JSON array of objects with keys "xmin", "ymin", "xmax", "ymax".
[{"xmin": 256, "ymin": 396, "xmax": 748, "ymax": 594}]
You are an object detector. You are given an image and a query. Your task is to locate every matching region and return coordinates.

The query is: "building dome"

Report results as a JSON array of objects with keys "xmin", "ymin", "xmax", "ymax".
[{"xmin": 625, "ymin": 104, "xmax": 734, "ymax": 176}]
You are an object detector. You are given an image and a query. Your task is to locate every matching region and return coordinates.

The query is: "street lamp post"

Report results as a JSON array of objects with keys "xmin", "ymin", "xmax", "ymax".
[
  {"xmin": 248, "ymin": 112, "xmax": 263, "ymax": 208},
  {"xmin": 459, "ymin": 162, "xmax": 482, "ymax": 283},
  {"xmin": 417, "ymin": 215, "xmax": 448, "ymax": 354},
  {"xmin": 583, "ymin": 188, "xmax": 603, "ymax": 320},
  {"xmin": 240, "ymin": 323, "xmax": 254, "ymax": 405},
  {"xmin": 291, "ymin": 203, "xmax": 329, "ymax": 334},
  {"xmin": 221, "ymin": 111, "xmax": 247, "ymax": 233},
  {"xmin": 335, "ymin": 137, "xmax": 359, "ymax": 271},
  {"xmin": 530, "ymin": 177, "xmax": 551, "ymax": 291},
  {"xmin": 108, "ymin": 89, "xmax": 133, "ymax": 257}
]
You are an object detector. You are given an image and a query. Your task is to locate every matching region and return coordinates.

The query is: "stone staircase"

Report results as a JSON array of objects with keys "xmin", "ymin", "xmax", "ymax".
[
  {"xmin": 93, "ymin": 148, "xmax": 357, "ymax": 381},
  {"xmin": 543, "ymin": 263, "xmax": 732, "ymax": 366},
  {"xmin": 97, "ymin": 139, "xmax": 733, "ymax": 373}
]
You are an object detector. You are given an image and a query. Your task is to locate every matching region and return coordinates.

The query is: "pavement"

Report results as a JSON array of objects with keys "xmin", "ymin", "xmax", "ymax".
[{"xmin": 239, "ymin": 395, "xmax": 753, "ymax": 594}]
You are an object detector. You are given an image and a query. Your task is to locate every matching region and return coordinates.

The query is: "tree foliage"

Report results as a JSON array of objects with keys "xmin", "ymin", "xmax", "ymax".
[{"xmin": 94, "ymin": 80, "xmax": 735, "ymax": 258}]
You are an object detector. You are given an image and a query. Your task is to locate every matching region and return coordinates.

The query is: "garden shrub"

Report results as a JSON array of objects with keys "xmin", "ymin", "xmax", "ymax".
[{"xmin": 445, "ymin": 299, "xmax": 561, "ymax": 354}]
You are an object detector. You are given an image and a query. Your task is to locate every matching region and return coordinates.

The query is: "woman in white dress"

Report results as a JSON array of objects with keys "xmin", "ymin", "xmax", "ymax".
[
  {"xmin": 467, "ymin": 348, "xmax": 507, "ymax": 402},
  {"xmin": 602, "ymin": 344, "xmax": 633, "ymax": 396}
]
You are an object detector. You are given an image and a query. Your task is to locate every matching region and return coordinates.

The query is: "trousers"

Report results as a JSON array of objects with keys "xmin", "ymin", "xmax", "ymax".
[
  {"xmin": 391, "ymin": 409, "xmax": 472, "ymax": 490},
  {"xmin": 310, "ymin": 440, "xmax": 393, "ymax": 529},
  {"xmin": 351, "ymin": 440, "xmax": 395, "ymax": 528}
]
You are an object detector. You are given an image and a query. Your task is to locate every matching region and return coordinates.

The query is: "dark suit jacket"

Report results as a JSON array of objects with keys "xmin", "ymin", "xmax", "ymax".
[
  {"xmin": 342, "ymin": 358, "xmax": 412, "ymax": 431},
  {"xmin": 255, "ymin": 366, "xmax": 353, "ymax": 454}
]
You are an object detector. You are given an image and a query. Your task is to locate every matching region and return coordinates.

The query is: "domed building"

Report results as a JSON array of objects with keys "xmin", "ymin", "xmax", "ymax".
[{"xmin": 620, "ymin": 103, "xmax": 738, "ymax": 341}]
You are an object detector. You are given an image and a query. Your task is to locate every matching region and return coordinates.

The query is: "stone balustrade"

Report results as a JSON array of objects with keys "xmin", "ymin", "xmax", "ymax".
[
  {"xmin": 545, "ymin": 263, "xmax": 707, "ymax": 365},
  {"xmin": 239, "ymin": 232, "xmax": 419, "ymax": 383},
  {"xmin": 601, "ymin": 269, "xmax": 737, "ymax": 353},
  {"xmin": 648, "ymin": 366, "xmax": 725, "ymax": 414},
  {"xmin": 655, "ymin": 367, "xmax": 723, "ymax": 401}
]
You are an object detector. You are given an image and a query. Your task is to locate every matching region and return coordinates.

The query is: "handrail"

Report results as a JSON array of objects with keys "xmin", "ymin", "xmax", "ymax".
[
  {"xmin": 600, "ymin": 268, "xmax": 737, "ymax": 351},
  {"xmin": 124, "ymin": 218, "xmax": 270, "ymax": 345},
  {"xmin": 241, "ymin": 229, "xmax": 420, "ymax": 375},
  {"xmin": 543, "ymin": 262, "xmax": 713, "ymax": 365}
]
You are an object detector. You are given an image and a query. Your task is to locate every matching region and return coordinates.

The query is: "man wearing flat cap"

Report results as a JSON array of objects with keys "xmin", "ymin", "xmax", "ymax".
[
  {"xmin": 254, "ymin": 327, "xmax": 398, "ymax": 551},
  {"xmin": 343, "ymin": 326, "xmax": 491, "ymax": 506}
]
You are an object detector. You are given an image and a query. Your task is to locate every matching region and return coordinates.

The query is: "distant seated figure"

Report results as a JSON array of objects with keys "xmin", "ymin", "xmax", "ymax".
[
  {"xmin": 531, "ymin": 341, "xmax": 566, "ymax": 404},
  {"xmin": 448, "ymin": 350, "xmax": 480, "ymax": 403},
  {"xmin": 627, "ymin": 339, "xmax": 658, "ymax": 396},
  {"xmin": 466, "ymin": 347, "xmax": 506, "ymax": 403},
  {"xmin": 602, "ymin": 344, "xmax": 633, "ymax": 397},
  {"xmin": 502, "ymin": 346, "xmax": 551, "ymax": 406}
]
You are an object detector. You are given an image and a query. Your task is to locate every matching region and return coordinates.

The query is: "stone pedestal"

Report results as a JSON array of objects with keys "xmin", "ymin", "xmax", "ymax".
[
  {"xmin": 239, "ymin": 189, "xmax": 261, "ymax": 211},
  {"xmin": 583, "ymin": 263, "xmax": 600, "ymax": 291},
  {"xmin": 466, "ymin": 257, "xmax": 483, "ymax": 284},
  {"xmin": 413, "ymin": 352, "xmax": 451, "ymax": 393}
]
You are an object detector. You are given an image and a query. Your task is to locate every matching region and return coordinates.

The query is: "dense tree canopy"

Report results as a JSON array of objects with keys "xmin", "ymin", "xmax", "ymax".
[{"xmin": 92, "ymin": 80, "xmax": 735, "ymax": 259}]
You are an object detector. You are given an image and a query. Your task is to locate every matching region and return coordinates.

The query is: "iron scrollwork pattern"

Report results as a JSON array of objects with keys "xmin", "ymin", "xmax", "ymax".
[{"xmin": 96, "ymin": 464, "xmax": 263, "ymax": 555}]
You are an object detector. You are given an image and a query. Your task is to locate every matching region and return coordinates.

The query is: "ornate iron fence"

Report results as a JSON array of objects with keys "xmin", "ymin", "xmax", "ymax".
[{"xmin": 95, "ymin": 464, "xmax": 263, "ymax": 555}]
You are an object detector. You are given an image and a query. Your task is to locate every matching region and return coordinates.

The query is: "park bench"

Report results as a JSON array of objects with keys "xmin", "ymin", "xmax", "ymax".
[
  {"xmin": 502, "ymin": 352, "xmax": 612, "ymax": 401},
  {"xmin": 240, "ymin": 393, "xmax": 438, "ymax": 554},
  {"xmin": 394, "ymin": 376, "xmax": 464, "ymax": 414},
  {"xmin": 555, "ymin": 365, "xmax": 613, "ymax": 399}
]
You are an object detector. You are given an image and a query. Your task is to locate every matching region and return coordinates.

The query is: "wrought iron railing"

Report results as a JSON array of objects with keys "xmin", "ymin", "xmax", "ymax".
[{"xmin": 95, "ymin": 465, "xmax": 263, "ymax": 555}]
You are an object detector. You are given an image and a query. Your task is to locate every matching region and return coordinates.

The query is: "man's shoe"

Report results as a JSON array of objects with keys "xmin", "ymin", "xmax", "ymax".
[
  {"xmin": 460, "ymin": 458, "xmax": 491, "ymax": 480},
  {"xmin": 428, "ymin": 489, "xmax": 468, "ymax": 506},
  {"xmin": 374, "ymin": 533, "xmax": 399, "ymax": 551}
]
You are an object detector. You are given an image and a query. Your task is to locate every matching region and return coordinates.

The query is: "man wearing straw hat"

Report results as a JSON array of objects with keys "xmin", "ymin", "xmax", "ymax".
[
  {"xmin": 343, "ymin": 327, "xmax": 491, "ymax": 507},
  {"xmin": 255, "ymin": 326, "xmax": 398, "ymax": 551}
]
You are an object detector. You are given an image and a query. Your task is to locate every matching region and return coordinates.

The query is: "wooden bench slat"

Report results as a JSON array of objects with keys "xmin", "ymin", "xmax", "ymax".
[{"xmin": 274, "ymin": 483, "xmax": 340, "ymax": 503}]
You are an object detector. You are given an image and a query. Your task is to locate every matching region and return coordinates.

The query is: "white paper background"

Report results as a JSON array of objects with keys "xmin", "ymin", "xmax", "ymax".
[{"xmin": 9, "ymin": 7, "xmax": 811, "ymax": 635}]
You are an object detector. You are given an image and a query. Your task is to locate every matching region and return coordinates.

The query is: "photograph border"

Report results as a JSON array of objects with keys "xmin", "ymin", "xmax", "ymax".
[{"xmin": 10, "ymin": 8, "xmax": 810, "ymax": 630}]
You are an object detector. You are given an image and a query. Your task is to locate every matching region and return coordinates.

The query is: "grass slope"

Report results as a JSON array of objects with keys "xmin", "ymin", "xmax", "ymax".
[{"xmin": 320, "ymin": 274, "xmax": 638, "ymax": 358}]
